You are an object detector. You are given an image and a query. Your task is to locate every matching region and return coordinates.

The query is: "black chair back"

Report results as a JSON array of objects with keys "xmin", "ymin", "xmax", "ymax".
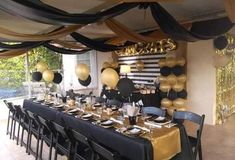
[
  {"xmin": 106, "ymin": 99, "xmax": 122, "ymax": 108},
  {"xmin": 52, "ymin": 122, "xmax": 69, "ymax": 139},
  {"xmin": 142, "ymin": 107, "xmax": 166, "ymax": 117},
  {"xmin": 71, "ymin": 129, "xmax": 89, "ymax": 146},
  {"xmin": 3, "ymin": 100, "xmax": 15, "ymax": 112}
]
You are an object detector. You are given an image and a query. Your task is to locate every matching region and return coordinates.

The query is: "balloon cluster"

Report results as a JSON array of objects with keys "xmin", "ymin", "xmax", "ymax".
[
  {"xmin": 101, "ymin": 61, "xmax": 120, "ymax": 73},
  {"xmin": 158, "ymin": 57, "xmax": 187, "ymax": 115},
  {"xmin": 32, "ymin": 62, "xmax": 63, "ymax": 84},
  {"xmin": 75, "ymin": 63, "xmax": 91, "ymax": 87}
]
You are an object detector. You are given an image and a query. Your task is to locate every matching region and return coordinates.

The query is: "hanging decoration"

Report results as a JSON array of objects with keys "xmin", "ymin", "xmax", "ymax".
[
  {"xmin": 35, "ymin": 62, "xmax": 48, "ymax": 73},
  {"xmin": 32, "ymin": 71, "xmax": 42, "ymax": 82},
  {"xmin": 75, "ymin": 63, "xmax": 90, "ymax": 81},
  {"xmin": 117, "ymin": 78, "xmax": 135, "ymax": 97},
  {"xmin": 53, "ymin": 72, "xmax": 63, "ymax": 84},
  {"xmin": 101, "ymin": 68, "xmax": 119, "ymax": 89},
  {"xmin": 42, "ymin": 69, "xmax": 54, "ymax": 82},
  {"xmin": 79, "ymin": 75, "xmax": 91, "ymax": 87}
]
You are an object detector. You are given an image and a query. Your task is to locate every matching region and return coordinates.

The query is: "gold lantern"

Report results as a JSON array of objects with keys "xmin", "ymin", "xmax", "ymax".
[
  {"xmin": 75, "ymin": 63, "xmax": 90, "ymax": 81},
  {"xmin": 42, "ymin": 70, "xmax": 54, "ymax": 82},
  {"xmin": 101, "ymin": 68, "xmax": 119, "ymax": 89},
  {"xmin": 36, "ymin": 62, "xmax": 48, "ymax": 73}
]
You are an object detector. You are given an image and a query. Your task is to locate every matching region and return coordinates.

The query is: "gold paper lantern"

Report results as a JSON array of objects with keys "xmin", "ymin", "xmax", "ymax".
[
  {"xmin": 136, "ymin": 60, "xmax": 144, "ymax": 71},
  {"xmin": 75, "ymin": 63, "xmax": 90, "ymax": 81},
  {"xmin": 102, "ymin": 62, "xmax": 111, "ymax": 68},
  {"xmin": 158, "ymin": 59, "xmax": 166, "ymax": 67},
  {"xmin": 159, "ymin": 83, "xmax": 171, "ymax": 92},
  {"xmin": 177, "ymin": 74, "xmax": 187, "ymax": 83},
  {"xmin": 36, "ymin": 62, "xmax": 48, "ymax": 73},
  {"xmin": 166, "ymin": 57, "xmax": 176, "ymax": 67},
  {"xmin": 161, "ymin": 98, "xmax": 173, "ymax": 108},
  {"xmin": 167, "ymin": 74, "xmax": 177, "ymax": 85},
  {"xmin": 159, "ymin": 76, "xmax": 167, "ymax": 83},
  {"xmin": 110, "ymin": 61, "xmax": 119, "ymax": 69},
  {"xmin": 101, "ymin": 68, "xmax": 119, "ymax": 89},
  {"xmin": 172, "ymin": 83, "xmax": 184, "ymax": 92},
  {"xmin": 176, "ymin": 57, "xmax": 186, "ymax": 66},
  {"xmin": 42, "ymin": 70, "xmax": 54, "ymax": 82},
  {"xmin": 173, "ymin": 98, "xmax": 186, "ymax": 107}
]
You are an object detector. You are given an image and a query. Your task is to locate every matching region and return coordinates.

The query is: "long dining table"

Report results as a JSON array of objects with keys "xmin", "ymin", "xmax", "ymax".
[{"xmin": 23, "ymin": 99, "xmax": 192, "ymax": 160}]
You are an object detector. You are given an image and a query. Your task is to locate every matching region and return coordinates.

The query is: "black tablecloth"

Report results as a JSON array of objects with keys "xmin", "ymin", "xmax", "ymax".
[{"xmin": 23, "ymin": 100, "xmax": 153, "ymax": 160}]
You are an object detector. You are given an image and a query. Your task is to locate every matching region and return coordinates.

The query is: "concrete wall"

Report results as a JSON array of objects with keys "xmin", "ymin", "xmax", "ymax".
[{"xmin": 187, "ymin": 40, "xmax": 216, "ymax": 125}]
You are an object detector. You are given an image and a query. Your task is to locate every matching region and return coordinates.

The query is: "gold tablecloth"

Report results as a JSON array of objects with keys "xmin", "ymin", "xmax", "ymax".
[{"xmin": 147, "ymin": 127, "xmax": 181, "ymax": 160}]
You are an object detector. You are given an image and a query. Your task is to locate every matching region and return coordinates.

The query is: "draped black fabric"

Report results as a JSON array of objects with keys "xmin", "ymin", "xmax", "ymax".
[
  {"xmin": 0, "ymin": 0, "xmax": 139, "ymax": 25},
  {"xmin": 150, "ymin": 3, "xmax": 234, "ymax": 41},
  {"xmin": 43, "ymin": 43, "xmax": 91, "ymax": 55},
  {"xmin": 0, "ymin": 41, "xmax": 45, "ymax": 49},
  {"xmin": 71, "ymin": 32, "xmax": 122, "ymax": 52}
]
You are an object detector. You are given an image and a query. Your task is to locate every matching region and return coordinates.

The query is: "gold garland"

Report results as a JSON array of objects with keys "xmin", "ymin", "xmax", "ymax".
[
  {"xmin": 113, "ymin": 39, "xmax": 177, "ymax": 56},
  {"xmin": 216, "ymin": 34, "xmax": 235, "ymax": 124}
]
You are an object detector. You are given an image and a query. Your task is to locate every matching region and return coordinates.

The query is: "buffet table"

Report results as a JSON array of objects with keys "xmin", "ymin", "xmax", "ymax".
[{"xmin": 23, "ymin": 99, "xmax": 190, "ymax": 160}]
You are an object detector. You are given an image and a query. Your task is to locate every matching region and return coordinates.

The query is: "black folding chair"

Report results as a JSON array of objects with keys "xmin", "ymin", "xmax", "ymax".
[
  {"xmin": 3, "ymin": 100, "xmax": 16, "ymax": 138},
  {"xmin": 51, "ymin": 122, "xmax": 73, "ymax": 160},
  {"xmin": 172, "ymin": 111, "xmax": 205, "ymax": 160},
  {"xmin": 142, "ymin": 106, "xmax": 166, "ymax": 117}
]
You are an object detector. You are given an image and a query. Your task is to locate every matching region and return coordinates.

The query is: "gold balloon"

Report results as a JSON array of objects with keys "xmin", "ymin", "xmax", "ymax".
[
  {"xmin": 102, "ymin": 62, "xmax": 111, "ymax": 68},
  {"xmin": 110, "ymin": 61, "xmax": 119, "ymax": 69},
  {"xmin": 158, "ymin": 59, "xmax": 166, "ymax": 67},
  {"xmin": 167, "ymin": 106, "xmax": 186, "ymax": 116},
  {"xmin": 42, "ymin": 70, "xmax": 54, "ymax": 82},
  {"xmin": 166, "ymin": 57, "xmax": 176, "ymax": 67},
  {"xmin": 75, "ymin": 63, "xmax": 90, "ymax": 81},
  {"xmin": 101, "ymin": 68, "xmax": 119, "ymax": 89},
  {"xmin": 161, "ymin": 98, "xmax": 173, "ymax": 108},
  {"xmin": 177, "ymin": 74, "xmax": 187, "ymax": 83},
  {"xmin": 176, "ymin": 57, "xmax": 186, "ymax": 66},
  {"xmin": 167, "ymin": 74, "xmax": 177, "ymax": 85},
  {"xmin": 136, "ymin": 60, "xmax": 144, "ymax": 71},
  {"xmin": 159, "ymin": 83, "xmax": 171, "ymax": 92},
  {"xmin": 173, "ymin": 98, "xmax": 186, "ymax": 107},
  {"xmin": 159, "ymin": 76, "xmax": 167, "ymax": 83},
  {"xmin": 36, "ymin": 62, "xmax": 48, "ymax": 73},
  {"xmin": 172, "ymin": 83, "xmax": 184, "ymax": 92}
]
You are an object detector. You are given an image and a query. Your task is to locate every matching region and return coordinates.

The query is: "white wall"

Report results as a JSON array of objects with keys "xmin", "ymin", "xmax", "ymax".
[{"xmin": 187, "ymin": 40, "xmax": 216, "ymax": 125}]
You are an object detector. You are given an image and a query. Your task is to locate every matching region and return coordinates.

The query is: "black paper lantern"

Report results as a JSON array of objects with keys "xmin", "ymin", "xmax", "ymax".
[
  {"xmin": 214, "ymin": 36, "xmax": 228, "ymax": 50},
  {"xmin": 160, "ymin": 66, "xmax": 171, "ymax": 76},
  {"xmin": 79, "ymin": 75, "xmax": 91, "ymax": 87},
  {"xmin": 117, "ymin": 78, "xmax": 135, "ymax": 97},
  {"xmin": 32, "ymin": 72, "xmax": 42, "ymax": 82},
  {"xmin": 172, "ymin": 65, "xmax": 184, "ymax": 76},
  {"xmin": 53, "ymin": 72, "xmax": 63, "ymax": 84},
  {"xmin": 177, "ymin": 89, "xmax": 187, "ymax": 99},
  {"xmin": 168, "ymin": 89, "xmax": 177, "ymax": 100}
]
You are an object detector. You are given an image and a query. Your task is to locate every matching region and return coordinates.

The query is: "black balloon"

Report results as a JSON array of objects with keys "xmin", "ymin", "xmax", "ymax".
[
  {"xmin": 79, "ymin": 75, "xmax": 91, "ymax": 87},
  {"xmin": 101, "ymin": 68, "xmax": 105, "ymax": 73},
  {"xmin": 32, "ymin": 72, "xmax": 42, "ymax": 82},
  {"xmin": 214, "ymin": 36, "xmax": 228, "ymax": 50},
  {"xmin": 168, "ymin": 89, "xmax": 177, "ymax": 100},
  {"xmin": 115, "ymin": 67, "xmax": 120, "ymax": 74},
  {"xmin": 177, "ymin": 89, "xmax": 187, "ymax": 98},
  {"xmin": 160, "ymin": 66, "xmax": 171, "ymax": 76},
  {"xmin": 172, "ymin": 65, "xmax": 184, "ymax": 76},
  {"xmin": 117, "ymin": 78, "xmax": 135, "ymax": 97},
  {"xmin": 160, "ymin": 91, "xmax": 167, "ymax": 99},
  {"xmin": 53, "ymin": 72, "xmax": 63, "ymax": 84}
]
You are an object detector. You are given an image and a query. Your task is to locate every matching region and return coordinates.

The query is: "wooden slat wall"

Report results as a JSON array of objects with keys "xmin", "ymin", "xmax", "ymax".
[{"xmin": 118, "ymin": 54, "xmax": 166, "ymax": 86}]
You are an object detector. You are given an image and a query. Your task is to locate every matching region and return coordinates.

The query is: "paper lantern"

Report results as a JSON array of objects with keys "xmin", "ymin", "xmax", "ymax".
[
  {"xmin": 176, "ymin": 57, "xmax": 186, "ymax": 66},
  {"xmin": 160, "ymin": 66, "xmax": 171, "ymax": 76},
  {"xmin": 159, "ymin": 76, "xmax": 167, "ymax": 83},
  {"xmin": 172, "ymin": 65, "xmax": 184, "ymax": 76},
  {"xmin": 101, "ymin": 68, "xmax": 119, "ymax": 89},
  {"xmin": 75, "ymin": 63, "xmax": 90, "ymax": 81},
  {"xmin": 110, "ymin": 61, "xmax": 119, "ymax": 69},
  {"xmin": 136, "ymin": 60, "xmax": 144, "ymax": 71},
  {"xmin": 161, "ymin": 98, "xmax": 173, "ymax": 108},
  {"xmin": 214, "ymin": 36, "xmax": 228, "ymax": 50},
  {"xmin": 79, "ymin": 75, "xmax": 91, "ymax": 87},
  {"xmin": 53, "ymin": 72, "xmax": 63, "ymax": 84},
  {"xmin": 177, "ymin": 74, "xmax": 187, "ymax": 83},
  {"xmin": 43, "ymin": 70, "xmax": 54, "ymax": 82},
  {"xmin": 168, "ymin": 89, "xmax": 177, "ymax": 100},
  {"xmin": 32, "ymin": 72, "xmax": 42, "ymax": 82},
  {"xmin": 117, "ymin": 78, "xmax": 135, "ymax": 97},
  {"xmin": 172, "ymin": 83, "xmax": 184, "ymax": 92},
  {"xmin": 102, "ymin": 62, "xmax": 111, "ymax": 68},
  {"xmin": 167, "ymin": 74, "xmax": 177, "ymax": 85},
  {"xmin": 35, "ymin": 62, "xmax": 48, "ymax": 73},
  {"xmin": 213, "ymin": 54, "xmax": 230, "ymax": 68},
  {"xmin": 158, "ymin": 59, "xmax": 166, "ymax": 67},
  {"xmin": 159, "ymin": 83, "xmax": 171, "ymax": 92},
  {"xmin": 173, "ymin": 98, "xmax": 186, "ymax": 107},
  {"xmin": 166, "ymin": 58, "xmax": 176, "ymax": 67}
]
